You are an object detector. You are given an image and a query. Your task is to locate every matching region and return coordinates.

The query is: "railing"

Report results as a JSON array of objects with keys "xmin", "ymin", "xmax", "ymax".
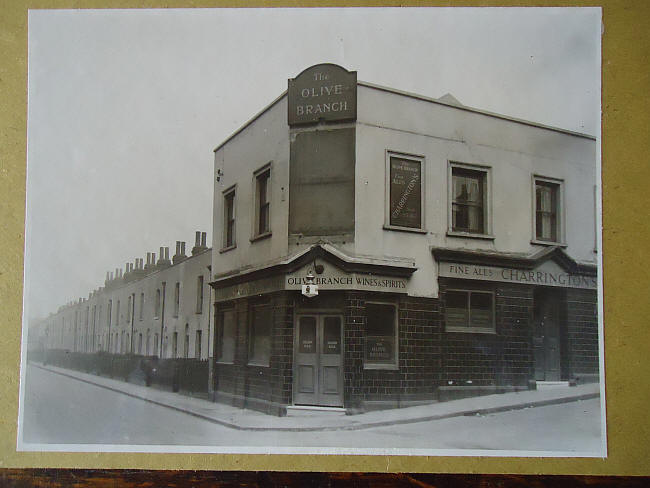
[{"xmin": 28, "ymin": 349, "xmax": 209, "ymax": 396}]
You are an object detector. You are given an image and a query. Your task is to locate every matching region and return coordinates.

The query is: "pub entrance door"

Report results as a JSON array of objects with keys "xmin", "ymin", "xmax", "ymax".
[
  {"xmin": 533, "ymin": 288, "xmax": 563, "ymax": 381},
  {"xmin": 293, "ymin": 314, "xmax": 344, "ymax": 407}
]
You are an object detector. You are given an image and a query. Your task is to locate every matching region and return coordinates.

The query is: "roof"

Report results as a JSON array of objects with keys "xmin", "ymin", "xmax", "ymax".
[{"xmin": 212, "ymin": 77, "xmax": 596, "ymax": 153}]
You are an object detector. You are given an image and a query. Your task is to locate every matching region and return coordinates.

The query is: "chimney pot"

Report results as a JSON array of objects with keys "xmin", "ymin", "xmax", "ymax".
[
  {"xmin": 152, "ymin": 252, "xmax": 156, "ymax": 263},
  {"xmin": 195, "ymin": 231, "xmax": 201, "ymax": 247},
  {"xmin": 201, "ymin": 232, "xmax": 207, "ymax": 247},
  {"xmin": 159, "ymin": 247, "xmax": 164, "ymax": 259},
  {"xmin": 165, "ymin": 247, "xmax": 170, "ymax": 260},
  {"xmin": 181, "ymin": 241, "xmax": 186, "ymax": 255},
  {"xmin": 175, "ymin": 241, "xmax": 180, "ymax": 255}
]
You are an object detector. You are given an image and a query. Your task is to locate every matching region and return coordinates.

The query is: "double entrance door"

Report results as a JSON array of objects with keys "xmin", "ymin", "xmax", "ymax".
[
  {"xmin": 293, "ymin": 314, "xmax": 344, "ymax": 407},
  {"xmin": 533, "ymin": 288, "xmax": 563, "ymax": 381}
]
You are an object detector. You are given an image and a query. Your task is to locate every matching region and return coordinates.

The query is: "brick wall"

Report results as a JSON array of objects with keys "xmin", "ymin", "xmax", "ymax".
[
  {"xmin": 344, "ymin": 292, "xmax": 440, "ymax": 408},
  {"xmin": 439, "ymin": 279, "xmax": 534, "ymax": 388},
  {"xmin": 212, "ymin": 291, "xmax": 294, "ymax": 415},
  {"xmin": 565, "ymin": 288, "xmax": 599, "ymax": 380}
]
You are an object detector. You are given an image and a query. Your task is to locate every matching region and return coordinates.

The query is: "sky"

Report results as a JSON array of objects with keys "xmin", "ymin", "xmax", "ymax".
[{"xmin": 24, "ymin": 7, "xmax": 601, "ymax": 322}]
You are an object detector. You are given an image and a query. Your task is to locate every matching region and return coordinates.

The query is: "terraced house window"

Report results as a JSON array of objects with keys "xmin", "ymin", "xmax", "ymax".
[
  {"xmin": 196, "ymin": 275, "xmax": 204, "ymax": 313},
  {"xmin": 445, "ymin": 290, "xmax": 495, "ymax": 333},
  {"xmin": 174, "ymin": 282, "xmax": 180, "ymax": 317},
  {"xmin": 139, "ymin": 293, "xmax": 144, "ymax": 320}
]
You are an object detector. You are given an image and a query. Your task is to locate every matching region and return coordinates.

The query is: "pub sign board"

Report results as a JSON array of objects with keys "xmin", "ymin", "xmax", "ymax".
[{"xmin": 288, "ymin": 63, "xmax": 357, "ymax": 126}]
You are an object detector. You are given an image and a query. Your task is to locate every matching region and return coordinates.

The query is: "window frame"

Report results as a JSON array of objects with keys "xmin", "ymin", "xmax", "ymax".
[
  {"xmin": 447, "ymin": 161, "xmax": 494, "ymax": 239},
  {"xmin": 196, "ymin": 275, "xmax": 204, "ymax": 314},
  {"xmin": 531, "ymin": 175, "xmax": 566, "ymax": 246},
  {"xmin": 216, "ymin": 305, "xmax": 236, "ymax": 364},
  {"xmin": 444, "ymin": 288, "xmax": 496, "ymax": 334},
  {"xmin": 364, "ymin": 301, "xmax": 399, "ymax": 370},
  {"xmin": 248, "ymin": 301, "xmax": 273, "ymax": 367},
  {"xmin": 221, "ymin": 184, "xmax": 237, "ymax": 252},
  {"xmin": 173, "ymin": 282, "xmax": 180, "ymax": 317},
  {"xmin": 384, "ymin": 151, "xmax": 427, "ymax": 234},
  {"xmin": 251, "ymin": 162, "xmax": 272, "ymax": 241}
]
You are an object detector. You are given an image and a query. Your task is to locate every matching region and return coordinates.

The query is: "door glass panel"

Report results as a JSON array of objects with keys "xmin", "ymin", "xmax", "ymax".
[
  {"xmin": 299, "ymin": 317, "xmax": 316, "ymax": 354},
  {"xmin": 323, "ymin": 317, "xmax": 341, "ymax": 354}
]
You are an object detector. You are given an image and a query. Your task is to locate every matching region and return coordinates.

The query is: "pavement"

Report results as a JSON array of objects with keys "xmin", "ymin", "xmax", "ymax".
[{"xmin": 30, "ymin": 362, "xmax": 600, "ymax": 432}]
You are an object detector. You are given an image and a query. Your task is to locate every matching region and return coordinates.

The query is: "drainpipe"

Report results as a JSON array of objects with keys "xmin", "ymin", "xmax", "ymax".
[{"xmin": 159, "ymin": 282, "xmax": 166, "ymax": 358}]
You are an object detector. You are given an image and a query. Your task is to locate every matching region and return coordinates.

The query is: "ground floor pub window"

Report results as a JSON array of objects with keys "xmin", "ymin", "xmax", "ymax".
[
  {"xmin": 364, "ymin": 302, "xmax": 398, "ymax": 369},
  {"xmin": 217, "ymin": 308, "xmax": 236, "ymax": 363},
  {"xmin": 249, "ymin": 302, "xmax": 272, "ymax": 366},
  {"xmin": 445, "ymin": 289, "xmax": 495, "ymax": 333}
]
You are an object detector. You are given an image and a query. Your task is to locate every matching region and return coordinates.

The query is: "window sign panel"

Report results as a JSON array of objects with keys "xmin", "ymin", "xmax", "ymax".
[
  {"xmin": 389, "ymin": 157, "xmax": 422, "ymax": 229},
  {"xmin": 365, "ymin": 303, "xmax": 397, "ymax": 367}
]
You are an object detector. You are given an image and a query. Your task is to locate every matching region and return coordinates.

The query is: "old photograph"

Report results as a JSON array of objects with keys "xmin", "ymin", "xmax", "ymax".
[{"xmin": 19, "ymin": 7, "xmax": 604, "ymax": 456}]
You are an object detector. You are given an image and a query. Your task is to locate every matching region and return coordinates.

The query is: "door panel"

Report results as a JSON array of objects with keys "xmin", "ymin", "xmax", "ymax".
[
  {"xmin": 294, "ymin": 314, "xmax": 343, "ymax": 406},
  {"xmin": 533, "ymin": 289, "xmax": 563, "ymax": 381}
]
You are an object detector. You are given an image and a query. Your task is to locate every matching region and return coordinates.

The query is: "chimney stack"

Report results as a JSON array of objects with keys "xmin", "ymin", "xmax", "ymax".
[{"xmin": 192, "ymin": 230, "xmax": 207, "ymax": 255}]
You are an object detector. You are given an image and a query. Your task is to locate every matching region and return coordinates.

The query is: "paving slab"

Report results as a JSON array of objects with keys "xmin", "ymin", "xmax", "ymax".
[{"xmin": 31, "ymin": 363, "xmax": 600, "ymax": 432}]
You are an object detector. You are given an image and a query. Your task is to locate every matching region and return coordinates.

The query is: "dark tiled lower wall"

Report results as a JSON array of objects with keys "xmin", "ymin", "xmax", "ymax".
[
  {"xmin": 344, "ymin": 292, "xmax": 441, "ymax": 409},
  {"xmin": 212, "ymin": 291, "xmax": 294, "ymax": 416},
  {"xmin": 565, "ymin": 288, "xmax": 599, "ymax": 380},
  {"xmin": 439, "ymin": 280, "xmax": 534, "ymax": 388}
]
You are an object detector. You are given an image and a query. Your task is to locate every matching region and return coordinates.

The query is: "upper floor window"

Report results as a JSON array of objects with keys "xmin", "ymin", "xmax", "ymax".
[
  {"xmin": 139, "ymin": 292, "xmax": 144, "ymax": 321},
  {"xmin": 196, "ymin": 275, "xmax": 204, "ymax": 313},
  {"xmin": 222, "ymin": 186, "xmax": 236, "ymax": 251},
  {"xmin": 107, "ymin": 300, "xmax": 112, "ymax": 326},
  {"xmin": 385, "ymin": 152, "xmax": 425, "ymax": 232},
  {"xmin": 253, "ymin": 165, "xmax": 271, "ymax": 238},
  {"xmin": 173, "ymin": 282, "xmax": 180, "ymax": 317},
  {"xmin": 155, "ymin": 289, "xmax": 161, "ymax": 319},
  {"xmin": 534, "ymin": 177, "xmax": 564, "ymax": 244},
  {"xmin": 449, "ymin": 163, "xmax": 491, "ymax": 237}
]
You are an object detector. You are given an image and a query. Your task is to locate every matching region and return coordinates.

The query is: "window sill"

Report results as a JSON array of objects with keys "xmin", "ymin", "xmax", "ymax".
[
  {"xmin": 247, "ymin": 361, "xmax": 270, "ymax": 368},
  {"xmin": 363, "ymin": 363, "xmax": 399, "ymax": 370},
  {"xmin": 195, "ymin": 310, "xmax": 203, "ymax": 315},
  {"xmin": 215, "ymin": 360, "xmax": 235, "ymax": 365},
  {"xmin": 383, "ymin": 225, "xmax": 427, "ymax": 234},
  {"xmin": 447, "ymin": 231, "xmax": 495, "ymax": 240},
  {"xmin": 250, "ymin": 231, "xmax": 272, "ymax": 243},
  {"xmin": 446, "ymin": 327, "xmax": 496, "ymax": 334},
  {"xmin": 531, "ymin": 239, "xmax": 567, "ymax": 247},
  {"xmin": 219, "ymin": 244, "xmax": 237, "ymax": 254}
]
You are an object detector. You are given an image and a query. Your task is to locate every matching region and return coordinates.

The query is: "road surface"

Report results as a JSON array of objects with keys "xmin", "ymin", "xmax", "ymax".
[{"xmin": 21, "ymin": 364, "xmax": 603, "ymax": 453}]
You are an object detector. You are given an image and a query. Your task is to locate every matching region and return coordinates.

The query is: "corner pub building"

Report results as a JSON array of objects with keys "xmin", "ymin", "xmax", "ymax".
[{"xmin": 209, "ymin": 64, "xmax": 600, "ymax": 415}]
